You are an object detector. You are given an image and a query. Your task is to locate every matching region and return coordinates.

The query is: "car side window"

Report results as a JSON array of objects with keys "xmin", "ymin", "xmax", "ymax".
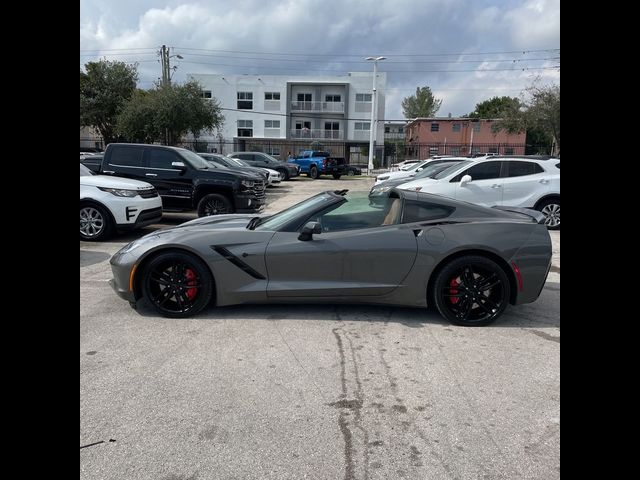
[
  {"xmin": 239, "ymin": 154, "xmax": 253, "ymax": 161},
  {"xmin": 307, "ymin": 196, "xmax": 397, "ymax": 232},
  {"xmin": 109, "ymin": 147, "xmax": 143, "ymax": 167},
  {"xmin": 149, "ymin": 149, "xmax": 180, "ymax": 169},
  {"xmin": 450, "ymin": 161, "xmax": 502, "ymax": 182},
  {"xmin": 505, "ymin": 161, "xmax": 543, "ymax": 177},
  {"xmin": 401, "ymin": 201, "xmax": 454, "ymax": 223}
]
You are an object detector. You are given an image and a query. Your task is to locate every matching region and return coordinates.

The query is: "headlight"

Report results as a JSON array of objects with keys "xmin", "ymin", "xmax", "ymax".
[
  {"xmin": 98, "ymin": 187, "xmax": 138, "ymax": 197},
  {"xmin": 241, "ymin": 180, "xmax": 255, "ymax": 188},
  {"xmin": 377, "ymin": 175, "xmax": 389, "ymax": 181},
  {"xmin": 414, "ymin": 187, "xmax": 422, "ymax": 192},
  {"xmin": 371, "ymin": 185, "xmax": 392, "ymax": 195}
]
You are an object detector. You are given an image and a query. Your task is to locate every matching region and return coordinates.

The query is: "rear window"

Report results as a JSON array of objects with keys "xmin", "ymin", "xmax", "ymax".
[
  {"xmin": 108, "ymin": 146, "xmax": 143, "ymax": 167},
  {"xmin": 505, "ymin": 161, "xmax": 544, "ymax": 177}
]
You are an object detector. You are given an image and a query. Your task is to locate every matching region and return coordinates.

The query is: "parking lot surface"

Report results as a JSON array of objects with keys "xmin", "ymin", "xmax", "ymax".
[{"xmin": 81, "ymin": 176, "xmax": 559, "ymax": 480}]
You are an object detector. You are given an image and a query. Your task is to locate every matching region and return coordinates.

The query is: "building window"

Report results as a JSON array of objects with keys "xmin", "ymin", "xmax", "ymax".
[
  {"xmin": 431, "ymin": 123, "xmax": 440, "ymax": 132},
  {"xmin": 264, "ymin": 120, "xmax": 280, "ymax": 138},
  {"xmin": 472, "ymin": 122, "xmax": 481, "ymax": 132},
  {"xmin": 355, "ymin": 93, "xmax": 372, "ymax": 113},
  {"xmin": 237, "ymin": 119, "xmax": 253, "ymax": 137},
  {"xmin": 202, "ymin": 90, "xmax": 212, "ymax": 99},
  {"xmin": 265, "ymin": 92, "xmax": 280, "ymax": 100},
  {"xmin": 429, "ymin": 147, "xmax": 439, "ymax": 156},
  {"xmin": 452, "ymin": 123, "xmax": 461, "ymax": 132},
  {"xmin": 265, "ymin": 120, "xmax": 280, "ymax": 129},
  {"xmin": 398, "ymin": 127, "xmax": 404, "ymax": 133},
  {"xmin": 385, "ymin": 126, "xmax": 390, "ymax": 133},
  {"xmin": 355, "ymin": 93, "xmax": 372, "ymax": 102},
  {"xmin": 265, "ymin": 146, "xmax": 281, "ymax": 157},
  {"xmin": 324, "ymin": 122, "xmax": 340, "ymax": 139},
  {"xmin": 354, "ymin": 122, "xmax": 370, "ymax": 130},
  {"xmin": 237, "ymin": 92, "xmax": 253, "ymax": 109},
  {"xmin": 325, "ymin": 94, "xmax": 341, "ymax": 102}
]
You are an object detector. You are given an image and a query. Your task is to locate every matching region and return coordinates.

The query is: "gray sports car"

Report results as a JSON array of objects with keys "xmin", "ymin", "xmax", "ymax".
[{"xmin": 109, "ymin": 189, "xmax": 552, "ymax": 326}]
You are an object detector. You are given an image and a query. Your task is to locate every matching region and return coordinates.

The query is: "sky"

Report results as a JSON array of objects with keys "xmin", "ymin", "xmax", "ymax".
[{"xmin": 80, "ymin": 0, "xmax": 560, "ymax": 121}]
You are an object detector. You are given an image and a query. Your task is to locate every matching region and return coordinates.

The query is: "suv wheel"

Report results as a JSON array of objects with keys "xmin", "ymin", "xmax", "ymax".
[
  {"xmin": 197, "ymin": 194, "xmax": 233, "ymax": 217},
  {"xmin": 537, "ymin": 198, "xmax": 560, "ymax": 230},
  {"xmin": 80, "ymin": 204, "xmax": 113, "ymax": 241}
]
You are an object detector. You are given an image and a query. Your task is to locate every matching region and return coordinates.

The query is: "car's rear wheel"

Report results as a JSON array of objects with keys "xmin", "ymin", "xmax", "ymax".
[
  {"xmin": 197, "ymin": 194, "xmax": 233, "ymax": 217},
  {"xmin": 432, "ymin": 255, "xmax": 510, "ymax": 326},
  {"xmin": 141, "ymin": 251, "xmax": 214, "ymax": 318},
  {"xmin": 309, "ymin": 165, "xmax": 319, "ymax": 179},
  {"xmin": 537, "ymin": 199, "xmax": 560, "ymax": 230},
  {"xmin": 280, "ymin": 169, "xmax": 290, "ymax": 181},
  {"xmin": 348, "ymin": 170, "xmax": 355, "ymax": 176},
  {"xmin": 80, "ymin": 204, "xmax": 113, "ymax": 241}
]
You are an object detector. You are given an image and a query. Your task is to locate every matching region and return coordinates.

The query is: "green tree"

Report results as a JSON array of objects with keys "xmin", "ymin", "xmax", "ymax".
[
  {"xmin": 117, "ymin": 81, "xmax": 224, "ymax": 145},
  {"xmin": 401, "ymin": 86, "xmax": 442, "ymax": 119},
  {"xmin": 467, "ymin": 96, "xmax": 522, "ymax": 119},
  {"xmin": 80, "ymin": 60, "xmax": 139, "ymax": 144},
  {"xmin": 496, "ymin": 81, "xmax": 560, "ymax": 155}
]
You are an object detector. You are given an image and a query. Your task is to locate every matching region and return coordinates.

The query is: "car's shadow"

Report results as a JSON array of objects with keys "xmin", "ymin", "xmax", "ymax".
[{"xmin": 133, "ymin": 281, "xmax": 560, "ymax": 329}]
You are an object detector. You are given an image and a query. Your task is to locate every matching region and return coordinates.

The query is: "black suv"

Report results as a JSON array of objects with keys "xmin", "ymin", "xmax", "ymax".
[
  {"xmin": 94, "ymin": 144, "xmax": 266, "ymax": 217},
  {"xmin": 228, "ymin": 152, "xmax": 300, "ymax": 180}
]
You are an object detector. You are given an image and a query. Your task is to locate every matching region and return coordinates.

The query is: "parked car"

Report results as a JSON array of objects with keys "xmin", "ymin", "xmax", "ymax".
[
  {"xmin": 287, "ymin": 150, "xmax": 347, "ymax": 179},
  {"xmin": 398, "ymin": 155, "xmax": 560, "ymax": 229},
  {"xmin": 109, "ymin": 188, "xmax": 551, "ymax": 326},
  {"xmin": 374, "ymin": 158, "xmax": 466, "ymax": 185},
  {"xmin": 199, "ymin": 153, "xmax": 281, "ymax": 186},
  {"xmin": 80, "ymin": 163, "xmax": 163, "ymax": 241},
  {"xmin": 370, "ymin": 160, "xmax": 468, "ymax": 202},
  {"xmin": 228, "ymin": 152, "xmax": 300, "ymax": 180},
  {"xmin": 81, "ymin": 144, "xmax": 266, "ymax": 217},
  {"xmin": 392, "ymin": 159, "xmax": 420, "ymax": 170},
  {"xmin": 345, "ymin": 165, "xmax": 362, "ymax": 176}
]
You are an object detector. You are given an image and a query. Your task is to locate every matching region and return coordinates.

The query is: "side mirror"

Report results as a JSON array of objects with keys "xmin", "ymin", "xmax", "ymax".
[
  {"xmin": 416, "ymin": 167, "xmax": 423, "ymax": 172},
  {"xmin": 460, "ymin": 174, "xmax": 472, "ymax": 185},
  {"xmin": 172, "ymin": 161, "xmax": 188, "ymax": 172},
  {"xmin": 298, "ymin": 221, "xmax": 322, "ymax": 241}
]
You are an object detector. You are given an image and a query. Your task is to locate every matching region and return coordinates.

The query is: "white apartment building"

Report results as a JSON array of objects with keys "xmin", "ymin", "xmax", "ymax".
[{"xmin": 187, "ymin": 72, "xmax": 386, "ymax": 155}]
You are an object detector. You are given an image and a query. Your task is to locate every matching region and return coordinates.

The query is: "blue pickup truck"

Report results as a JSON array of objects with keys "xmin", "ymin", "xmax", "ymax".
[{"xmin": 288, "ymin": 150, "xmax": 347, "ymax": 180}]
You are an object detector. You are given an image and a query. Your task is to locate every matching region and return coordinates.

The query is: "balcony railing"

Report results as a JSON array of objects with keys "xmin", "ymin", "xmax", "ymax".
[
  {"xmin": 290, "ymin": 101, "xmax": 345, "ymax": 113},
  {"xmin": 290, "ymin": 129, "xmax": 344, "ymax": 140}
]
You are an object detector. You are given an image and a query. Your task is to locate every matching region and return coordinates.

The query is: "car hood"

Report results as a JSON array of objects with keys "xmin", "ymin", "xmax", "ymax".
[{"xmin": 80, "ymin": 175, "xmax": 154, "ymax": 190}]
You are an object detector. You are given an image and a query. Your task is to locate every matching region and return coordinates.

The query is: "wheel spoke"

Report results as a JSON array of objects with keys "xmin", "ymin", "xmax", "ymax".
[
  {"xmin": 462, "ymin": 267, "xmax": 475, "ymax": 287},
  {"xmin": 456, "ymin": 298, "xmax": 472, "ymax": 320},
  {"xmin": 178, "ymin": 290, "xmax": 192, "ymax": 308},
  {"xmin": 477, "ymin": 273, "xmax": 499, "ymax": 291},
  {"xmin": 154, "ymin": 288, "xmax": 172, "ymax": 306},
  {"xmin": 479, "ymin": 295, "xmax": 499, "ymax": 311}
]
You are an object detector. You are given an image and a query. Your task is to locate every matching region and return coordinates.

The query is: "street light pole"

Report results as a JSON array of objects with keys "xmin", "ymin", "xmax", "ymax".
[{"xmin": 365, "ymin": 56, "xmax": 386, "ymax": 173}]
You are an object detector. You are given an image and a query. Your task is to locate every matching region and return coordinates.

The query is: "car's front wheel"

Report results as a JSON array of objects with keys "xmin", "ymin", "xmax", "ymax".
[
  {"xmin": 80, "ymin": 203, "xmax": 113, "ymax": 241},
  {"xmin": 280, "ymin": 169, "xmax": 290, "ymax": 181},
  {"xmin": 537, "ymin": 198, "xmax": 560, "ymax": 230},
  {"xmin": 197, "ymin": 194, "xmax": 233, "ymax": 217},
  {"xmin": 141, "ymin": 251, "xmax": 214, "ymax": 318},
  {"xmin": 432, "ymin": 255, "xmax": 510, "ymax": 326}
]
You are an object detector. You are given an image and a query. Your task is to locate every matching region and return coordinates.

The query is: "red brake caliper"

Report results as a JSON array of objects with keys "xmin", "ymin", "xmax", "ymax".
[
  {"xmin": 449, "ymin": 278, "xmax": 460, "ymax": 304},
  {"xmin": 184, "ymin": 268, "xmax": 198, "ymax": 300}
]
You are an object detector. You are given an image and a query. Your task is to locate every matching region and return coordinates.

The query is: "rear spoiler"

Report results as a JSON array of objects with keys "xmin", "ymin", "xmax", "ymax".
[{"xmin": 492, "ymin": 206, "xmax": 546, "ymax": 224}]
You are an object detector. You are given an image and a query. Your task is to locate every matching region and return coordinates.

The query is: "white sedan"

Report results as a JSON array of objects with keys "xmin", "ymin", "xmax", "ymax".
[
  {"xmin": 375, "ymin": 158, "xmax": 467, "ymax": 185},
  {"xmin": 80, "ymin": 164, "xmax": 163, "ymax": 241}
]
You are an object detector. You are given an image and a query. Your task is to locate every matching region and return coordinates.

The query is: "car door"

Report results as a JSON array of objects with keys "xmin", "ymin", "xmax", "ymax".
[
  {"xmin": 452, "ymin": 160, "xmax": 504, "ymax": 206},
  {"xmin": 103, "ymin": 145, "xmax": 146, "ymax": 181},
  {"xmin": 145, "ymin": 148, "xmax": 193, "ymax": 209},
  {"xmin": 501, "ymin": 160, "xmax": 548, "ymax": 208},
  {"xmin": 264, "ymin": 196, "xmax": 418, "ymax": 297}
]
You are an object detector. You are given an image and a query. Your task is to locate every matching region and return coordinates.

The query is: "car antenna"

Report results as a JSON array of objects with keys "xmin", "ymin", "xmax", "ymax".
[{"xmin": 333, "ymin": 189, "xmax": 349, "ymax": 196}]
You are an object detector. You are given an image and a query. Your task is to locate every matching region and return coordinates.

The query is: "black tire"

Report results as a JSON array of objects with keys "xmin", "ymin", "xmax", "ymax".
[
  {"xmin": 309, "ymin": 165, "xmax": 319, "ymax": 179},
  {"xmin": 347, "ymin": 170, "xmax": 355, "ymax": 176},
  {"xmin": 536, "ymin": 198, "xmax": 560, "ymax": 230},
  {"xmin": 280, "ymin": 169, "xmax": 290, "ymax": 181},
  {"xmin": 432, "ymin": 255, "xmax": 510, "ymax": 327},
  {"xmin": 197, "ymin": 193, "xmax": 233, "ymax": 217},
  {"xmin": 141, "ymin": 251, "xmax": 214, "ymax": 318},
  {"xmin": 80, "ymin": 203, "xmax": 113, "ymax": 241},
  {"xmin": 333, "ymin": 174, "xmax": 342, "ymax": 180}
]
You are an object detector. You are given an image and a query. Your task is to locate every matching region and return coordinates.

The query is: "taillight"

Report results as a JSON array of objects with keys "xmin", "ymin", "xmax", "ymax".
[{"xmin": 322, "ymin": 158, "xmax": 327, "ymax": 166}]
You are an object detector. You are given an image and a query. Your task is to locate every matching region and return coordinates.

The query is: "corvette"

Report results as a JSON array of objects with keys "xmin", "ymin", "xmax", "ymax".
[{"xmin": 110, "ymin": 189, "xmax": 552, "ymax": 326}]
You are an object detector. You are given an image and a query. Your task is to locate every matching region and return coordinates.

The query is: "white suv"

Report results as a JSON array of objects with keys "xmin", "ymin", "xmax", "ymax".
[
  {"xmin": 398, "ymin": 156, "xmax": 560, "ymax": 229},
  {"xmin": 80, "ymin": 164, "xmax": 163, "ymax": 241}
]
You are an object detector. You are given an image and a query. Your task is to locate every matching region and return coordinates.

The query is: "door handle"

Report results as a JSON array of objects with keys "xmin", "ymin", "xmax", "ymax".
[
  {"xmin": 491, "ymin": 184, "xmax": 501, "ymax": 188},
  {"xmin": 145, "ymin": 173, "xmax": 157, "ymax": 177},
  {"xmin": 103, "ymin": 170, "xmax": 115, "ymax": 174},
  {"xmin": 539, "ymin": 179, "xmax": 549, "ymax": 184}
]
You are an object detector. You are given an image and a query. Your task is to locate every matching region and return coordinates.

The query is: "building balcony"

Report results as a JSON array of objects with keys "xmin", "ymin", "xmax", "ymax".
[
  {"xmin": 384, "ymin": 133, "xmax": 406, "ymax": 140},
  {"xmin": 290, "ymin": 101, "xmax": 345, "ymax": 113},
  {"xmin": 290, "ymin": 129, "xmax": 344, "ymax": 140}
]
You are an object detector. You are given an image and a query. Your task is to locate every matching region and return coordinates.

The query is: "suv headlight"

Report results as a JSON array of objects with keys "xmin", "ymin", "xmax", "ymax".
[
  {"xmin": 370, "ymin": 185, "xmax": 392, "ymax": 196},
  {"xmin": 98, "ymin": 187, "xmax": 138, "ymax": 197},
  {"xmin": 241, "ymin": 180, "xmax": 256, "ymax": 189}
]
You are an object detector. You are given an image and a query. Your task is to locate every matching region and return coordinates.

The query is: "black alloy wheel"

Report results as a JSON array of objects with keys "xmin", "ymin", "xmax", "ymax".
[
  {"xmin": 142, "ymin": 252, "xmax": 214, "ymax": 317},
  {"xmin": 433, "ymin": 255, "xmax": 510, "ymax": 326}
]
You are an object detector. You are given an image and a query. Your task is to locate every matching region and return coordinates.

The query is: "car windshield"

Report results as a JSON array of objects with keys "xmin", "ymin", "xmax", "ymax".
[
  {"xmin": 228, "ymin": 157, "xmax": 250, "ymax": 167},
  {"xmin": 253, "ymin": 192, "xmax": 339, "ymax": 231},
  {"xmin": 177, "ymin": 148, "xmax": 211, "ymax": 169},
  {"xmin": 432, "ymin": 160, "xmax": 472, "ymax": 180},
  {"xmin": 407, "ymin": 160, "xmax": 429, "ymax": 172},
  {"xmin": 80, "ymin": 164, "xmax": 94, "ymax": 176},
  {"xmin": 414, "ymin": 161, "xmax": 465, "ymax": 179}
]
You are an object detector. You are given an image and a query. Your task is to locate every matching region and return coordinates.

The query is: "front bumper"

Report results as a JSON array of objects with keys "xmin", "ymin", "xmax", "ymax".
[
  {"xmin": 116, "ymin": 206, "xmax": 163, "ymax": 231},
  {"xmin": 235, "ymin": 192, "xmax": 266, "ymax": 212},
  {"xmin": 285, "ymin": 164, "xmax": 300, "ymax": 177}
]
